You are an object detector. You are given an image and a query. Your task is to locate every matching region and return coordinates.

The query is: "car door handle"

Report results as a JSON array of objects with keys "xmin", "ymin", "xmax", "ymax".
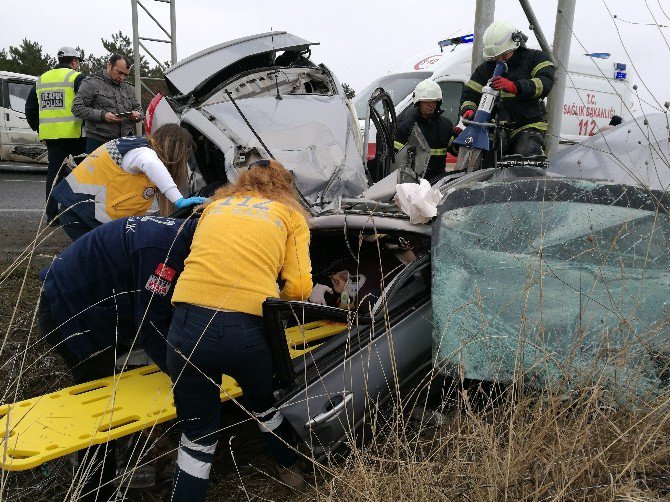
[{"xmin": 305, "ymin": 392, "xmax": 354, "ymax": 428}]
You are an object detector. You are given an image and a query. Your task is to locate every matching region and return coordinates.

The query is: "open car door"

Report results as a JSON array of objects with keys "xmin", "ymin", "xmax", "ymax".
[{"xmin": 262, "ymin": 252, "xmax": 433, "ymax": 459}]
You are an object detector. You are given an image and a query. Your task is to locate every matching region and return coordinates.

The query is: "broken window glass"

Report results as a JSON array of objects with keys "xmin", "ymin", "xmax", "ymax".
[{"xmin": 433, "ymin": 178, "xmax": 670, "ymax": 403}]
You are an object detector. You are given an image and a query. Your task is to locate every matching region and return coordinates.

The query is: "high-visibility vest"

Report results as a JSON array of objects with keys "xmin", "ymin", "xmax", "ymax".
[
  {"xmin": 36, "ymin": 68, "xmax": 82, "ymax": 140},
  {"xmin": 63, "ymin": 142, "xmax": 157, "ymax": 223}
]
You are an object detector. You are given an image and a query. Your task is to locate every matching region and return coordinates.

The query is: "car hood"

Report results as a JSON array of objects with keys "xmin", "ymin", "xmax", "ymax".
[
  {"xmin": 194, "ymin": 94, "xmax": 368, "ymax": 204},
  {"xmin": 164, "ymin": 31, "xmax": 315, "ymax": 97}
]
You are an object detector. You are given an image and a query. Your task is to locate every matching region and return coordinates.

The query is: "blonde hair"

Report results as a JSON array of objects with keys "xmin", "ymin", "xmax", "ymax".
[
  {"xmin": 212, "ymin": 159, "xmax": 309, "ymax": 218},
  {"xmin": 149, "ymin": 124, "xmax": 194, "ymax": 216}
]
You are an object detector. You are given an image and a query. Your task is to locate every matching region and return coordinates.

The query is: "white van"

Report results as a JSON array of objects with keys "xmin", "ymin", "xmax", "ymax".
[
  {"xmin": 0, "ymin": 71, "xmax": 47, "ymax": 163},
  {"xmin": 353, "ymin": 41, "xmax": 633, "ymax": 160}
]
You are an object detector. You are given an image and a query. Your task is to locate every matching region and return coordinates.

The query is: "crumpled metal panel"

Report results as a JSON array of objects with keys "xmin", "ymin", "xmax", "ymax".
[
  {"xmin": 433, "ymin": 178, "xmax": 670, "ymax": 403},
  {"xmin": 203, "ymin": 95, "xmax": 368, "ymax": 203},
  {"xmin": 549, "ymin": 113, "xmax": 670, "ymax": 191},
  {"xmin": 164, "ymin": 31, "xmax": 314, "ymax": 96}
]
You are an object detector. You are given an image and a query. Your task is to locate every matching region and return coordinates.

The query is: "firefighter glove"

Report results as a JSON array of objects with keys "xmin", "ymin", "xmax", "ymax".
[
  {"xmin": 462, "ymin": 109, "xmax": 475, "ymax": 120},
  {"xmin": 175, "ymin": 196, "xmax": 209, "ymax": 208},
  {"xmin": 490, "ymin": 76, "xmax": 517, "ymax": 94}
]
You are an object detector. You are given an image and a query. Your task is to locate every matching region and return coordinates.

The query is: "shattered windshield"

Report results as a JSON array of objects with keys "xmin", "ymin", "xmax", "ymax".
[{"xmin": 433, "ymin": 178, "xmax": 670, "ymax": 403}]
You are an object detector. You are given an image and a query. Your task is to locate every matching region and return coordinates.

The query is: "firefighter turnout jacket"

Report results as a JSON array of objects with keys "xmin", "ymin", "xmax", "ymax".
[
  {"xmin": 460, "ymin": 46, "xmax": 555, "ymax": 138},
  {"xmin": 35, "ymin": 67, "xmax": 83, "ymax": 140},
  {"xmin": 52, "ymin": 137, "xmax": 159, "ymax": 228},
  {"xmin": 39, "ymin": 217, "xmax": 197, "ymax": 371},
  {"xmin": 394, "ymin": 107, "xmax": 454, "ymax": 180}
]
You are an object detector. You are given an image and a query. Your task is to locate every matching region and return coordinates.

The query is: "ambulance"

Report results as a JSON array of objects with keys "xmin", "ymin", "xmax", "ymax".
[{"xmin": 353, "ymin": 37, "xmax": 634, "ymax": 161}]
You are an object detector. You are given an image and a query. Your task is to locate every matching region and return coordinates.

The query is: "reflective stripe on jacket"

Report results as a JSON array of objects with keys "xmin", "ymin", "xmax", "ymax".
[
  {"xmin": 52, "ymin": 138, "xmax": 157, "ymax": 226},
  {"xmin": 459, "ymin": 46, "xmax": 555, "ymax": 132},
  {"xmin": 36, "ymin": 68, "xmax": 82, "ymax": 140}
]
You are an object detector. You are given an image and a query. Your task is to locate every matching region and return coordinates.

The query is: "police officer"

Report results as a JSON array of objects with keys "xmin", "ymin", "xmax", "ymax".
[
  {"xmin": 460, "ymin": 20, "xmax": 555, "ymax": 157},
  {"xmin": 25, "ymin": 47, "xmax": 86, "ymax": 225},
  {"xmin": 395, "ymin": 79, "xmax": 454, "ymax": 181},
  {"xmin": 38, "ymin": 215, "xmax": 197, "ymax": 501}
]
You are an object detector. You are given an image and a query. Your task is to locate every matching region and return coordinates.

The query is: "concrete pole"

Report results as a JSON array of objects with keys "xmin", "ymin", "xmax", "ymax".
[
  {"xmin": 170, "ymin": 0, "xmax": 177, "ymax": 64},
  {"xmin": 546, "ymin": 0, "xmax": 576, "ymax": 158},
  {"xmin": 131, "ymin": 0, "xmax": 142, "ymax": 133},
  {"xmin": 471, "ymin": 0, "xmax": 496, "ymax": 73}
]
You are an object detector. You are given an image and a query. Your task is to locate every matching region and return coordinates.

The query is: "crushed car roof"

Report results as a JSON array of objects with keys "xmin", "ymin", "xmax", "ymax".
[
  {"xmin": 164, "ymin": 31, "xmax": 316, "ymax": 96},
  {"xmin": 549, "ymin": 113, "xmax": 670, "ymax": 191}
]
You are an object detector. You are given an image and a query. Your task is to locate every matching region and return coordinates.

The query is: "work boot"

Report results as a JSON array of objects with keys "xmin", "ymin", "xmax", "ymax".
[{"xmin": 276, "ymin": 461, "xmax": 305, "ymax": 489}]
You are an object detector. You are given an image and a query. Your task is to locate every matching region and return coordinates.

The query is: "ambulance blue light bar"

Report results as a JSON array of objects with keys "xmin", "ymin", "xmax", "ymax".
[
  {"xmin": 584, "ymin": 52, "xmax": 611, "ymax": 59},
  {"xmin": 438, "ymin": 34, "xmax": 474, "ymax": 51}
]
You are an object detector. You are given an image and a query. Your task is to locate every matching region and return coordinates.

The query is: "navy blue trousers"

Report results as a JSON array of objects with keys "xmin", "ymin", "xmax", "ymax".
[
  {"xmin": 167, "ymin": 304, "xmax": 297, "ymax": 501},
  {"xmin": 44, "ymin": 138, "xmax": 84, "ymax": 222}
]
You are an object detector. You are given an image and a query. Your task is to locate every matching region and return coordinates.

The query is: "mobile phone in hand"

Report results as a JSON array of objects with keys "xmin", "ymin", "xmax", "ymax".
[{"xmin": 115, "ymin": 111, "xmax": 133, "ymax": 118}]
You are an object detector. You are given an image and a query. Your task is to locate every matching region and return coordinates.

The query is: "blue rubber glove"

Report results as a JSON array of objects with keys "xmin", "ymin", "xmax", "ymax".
[{"xmin": 174, "ymin": 196, "xmax": 209, "ymax": 209}]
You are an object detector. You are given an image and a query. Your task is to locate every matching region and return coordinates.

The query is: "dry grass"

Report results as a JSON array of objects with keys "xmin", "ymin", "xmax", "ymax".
[
  {"xmin": 1, "ymin": 219, "xmax": 670, "ymax": 501},
  {"xmin": 294, "ymin": 382, "xmax": 670, "ymax": 501}
]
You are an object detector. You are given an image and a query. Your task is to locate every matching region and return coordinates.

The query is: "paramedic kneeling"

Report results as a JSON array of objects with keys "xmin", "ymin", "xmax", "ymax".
[
  {"xmin": 52, "ymin": 123, "xmax": 206, "ymax": 241},
  {"xmin": 167, "ymin": 159, "xmax": 313, "ymax": 499},
  {"xmin": 38, "ymin": 216, "xmax": 197, "ymax": 501}
]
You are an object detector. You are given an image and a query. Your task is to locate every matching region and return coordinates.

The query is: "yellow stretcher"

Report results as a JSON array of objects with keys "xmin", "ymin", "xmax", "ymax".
[{"xmin": 0, "ymin": 320, "xmax": 346, "ymax": 471}]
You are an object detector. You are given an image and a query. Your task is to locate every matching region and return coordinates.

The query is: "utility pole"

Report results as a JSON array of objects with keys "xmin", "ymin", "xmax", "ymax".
[
  {"xmin": 471, "ymin": 0, "xmax": 496, "ymax": 73},
  {"xmin": 130, "ymin": 0, "xmax": 177, "ymax": 111},
  {"xmin": 545, "ymin": 0, "xmax": 576, "ymax": 157}
]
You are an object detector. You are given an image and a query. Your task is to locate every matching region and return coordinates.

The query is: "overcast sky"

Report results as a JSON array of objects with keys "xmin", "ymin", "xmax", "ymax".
[{"xmin": 2, "ymin": 0, "xmax": 669, "ymax": 112}]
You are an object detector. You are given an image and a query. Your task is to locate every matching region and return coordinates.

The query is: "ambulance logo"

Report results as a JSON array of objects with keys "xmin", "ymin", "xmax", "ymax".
[
  {"xmin": 143, "ymin": 187, "xmax": 156, "ymax": 199},
  {"xmin": 414, "ymin": 55, "xmax": 442, "ymax": 70}
]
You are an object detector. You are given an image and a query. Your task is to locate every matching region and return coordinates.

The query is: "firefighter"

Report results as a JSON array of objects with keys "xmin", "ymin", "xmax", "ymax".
[
  {"xmin": 38, "ymin": 215, "xmax": 197, "ymax": 501},
  {"xmin": 394, "ymin": 79, "xmax": 454, "ymax": 181},
  {"xmin": 51, "ymin": 123, "xmax": 206, "ymax": 241},
  {"xmin": 460, "ymin": 20, "xmax": 555, "ymax": 157},
  {"xmin": 167, "ymin": 159, "xmax": 313, "ymax": 498},
  {"xmin": 25, "ymin": 47, "xmax": 86, "ymax": 225}
]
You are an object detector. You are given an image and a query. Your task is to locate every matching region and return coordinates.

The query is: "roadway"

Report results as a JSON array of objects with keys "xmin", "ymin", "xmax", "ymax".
[{"xmin": 0, "ymin": 166, "xmax": 70, "ymax": 262}]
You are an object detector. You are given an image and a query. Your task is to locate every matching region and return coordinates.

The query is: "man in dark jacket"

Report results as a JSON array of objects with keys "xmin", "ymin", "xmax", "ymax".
[
  {"xmin": 460, "ymin": 20, "xmax": 555, "ymax": 157},
  {"xmin": 25, "ymin": 47, "xmax": 86, "ymax": 224},
  {"xmin": 72, "ymin": 54, "xmax": 143, "ymax": 153},
  {"xmin": 395, "ymin": 79, "xmax": 454, "ymax": 181},
  {"xmin": 38, "ymin": 215, "xmax": 196, "ymax": 501}
]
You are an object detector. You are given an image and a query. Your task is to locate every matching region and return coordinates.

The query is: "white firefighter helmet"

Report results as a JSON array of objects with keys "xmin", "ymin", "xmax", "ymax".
[
  {"xmin": 412, "ymin": 79, "xmax": 442, "ymax": 105},
  {"xmin": 57, "ymin": 47, "xmax": 81, "ymax": 59},
  {"xmin": 482, "ymin": 20, "xmax": 523, "ymax": 60}
]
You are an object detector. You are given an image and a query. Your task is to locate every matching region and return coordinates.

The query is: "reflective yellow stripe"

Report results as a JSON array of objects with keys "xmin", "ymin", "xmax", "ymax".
[
  {"xmin": 394, "ymin": 141, "xmax": 405, "ymax": 150},
  {"xmin": 430, "ymin": 148, "xmax": 448, "ymax": 156},
  {"xmin": 465, "ymin": 80, "xmax": 483, "ymax": 93},
  {"xmin": 531, "ymin": 60, "xmax": 554, "ymax": 77},
  {"xmin": 510, "ymin": 122, "xmax": 548, "ymax": 137},
  {"xmin": 460, "ymin": 101, "xmax": 477, "ymax": 112},
  {"xmin": 531, "ymin": 78, "xmax": 543, "ymax": 99},
  {"xmin": 500, "ymin": 91, "xmax": 516, "ymax": 99}
]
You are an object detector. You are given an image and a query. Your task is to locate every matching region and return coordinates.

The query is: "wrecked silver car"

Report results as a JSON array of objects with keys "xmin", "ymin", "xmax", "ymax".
[
  {"xmin": 148, "ymin": 31, "xmax": 367, "ymax": 204},
  {"xmin": 433, "ymin": 123, "xmax": 670, "ymax": 403}
]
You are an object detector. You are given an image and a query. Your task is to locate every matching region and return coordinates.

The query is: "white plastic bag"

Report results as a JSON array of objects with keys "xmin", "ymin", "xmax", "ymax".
[{"xmin": 394, "ymin": 179, "xmax": 442, "ymax": 224}]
